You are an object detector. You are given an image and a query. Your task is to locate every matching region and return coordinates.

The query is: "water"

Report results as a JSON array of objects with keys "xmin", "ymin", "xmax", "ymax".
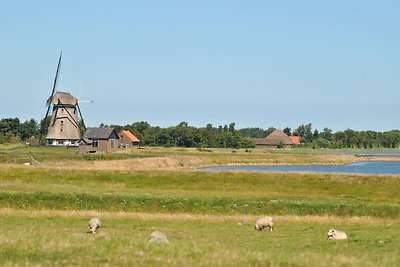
[
  {"xmin": 332, "ymin": 150, "xmax": 400, "ymax": 155},
  {"xmin": 201, "ymin": 161, "xmax": 400, "ymax": 175}
]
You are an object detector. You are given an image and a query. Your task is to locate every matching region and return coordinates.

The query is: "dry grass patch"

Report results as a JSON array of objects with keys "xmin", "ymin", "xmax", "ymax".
[
  {"xmin": 1, "ymin": 148, "xmax": 360, "ymax": 171},
  {"xmin": 1, "ymin": 208, "xmax": 397, "ymax": 226}
]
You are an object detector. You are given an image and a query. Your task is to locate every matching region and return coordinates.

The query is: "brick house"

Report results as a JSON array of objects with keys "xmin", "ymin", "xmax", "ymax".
[
  {"xmin": 118, "ymin": 130, "xmax": 140, "ymax": 148},
  {"xmin": 78, "ymin": 127, "xmax": 120, "ymax": 154}
]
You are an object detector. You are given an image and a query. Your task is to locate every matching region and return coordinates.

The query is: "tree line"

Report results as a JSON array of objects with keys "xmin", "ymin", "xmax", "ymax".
[{"xmin": 1, "ymin": 117, "xmax": 400, "ymax": 149}]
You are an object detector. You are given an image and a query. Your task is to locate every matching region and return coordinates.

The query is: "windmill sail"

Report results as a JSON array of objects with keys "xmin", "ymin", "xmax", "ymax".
[
  {"xmin": 40, "ymin": 52, "xmax": 62, "ymax": 137},
  {"xmin": 47, "ymin": 51, "xmax": 62, "ymax": 105}
]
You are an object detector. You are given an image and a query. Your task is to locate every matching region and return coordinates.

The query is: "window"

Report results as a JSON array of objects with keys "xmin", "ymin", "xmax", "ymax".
[
  {"xmin": 92, "ymin": 139, "xmax": 99, "ymax": 148},
  {"xmin": 110, "ymin": 139, "xmax": 115, "ymax": 148}
]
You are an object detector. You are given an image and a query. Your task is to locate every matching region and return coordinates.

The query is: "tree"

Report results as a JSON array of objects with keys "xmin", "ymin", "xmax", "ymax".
[
  {"xmin": 0, "ymin": 118, "xmax": 21, "ymax": 143},
  {"xmin": 237, "ymin": 127, "xmax": 269, "ymax": 138},
  {"xmin": 177, "ymin": 121, "xmax": 188, "ymax": 128},
  {"xmin": 228, "ymin": 122, "xmax": 235, "ymax": 133},
  {"xmin": 0, "ymin": 118, "xmax": 20, "ymax": 135},
  {"xmin": 19, "ymin": 119, "xmax": 39, "ymax": 141},
  {"xmin": 293, "ymin": 123, "xmax": 313, "ymax": 142},
  {"xmin": 320, "ymin": 128, "xmax": 332, "ymax": 141},
  {"xmin": 283, "ymin": 127, "xmax": 291, "ymax": 136},
  {"xmin": 313, "ymin": 129, "xmax": 319, "ymax": 139},
  {"xmin": 265, "ymin": 127, "xmax": 276, "ymax": 137}
]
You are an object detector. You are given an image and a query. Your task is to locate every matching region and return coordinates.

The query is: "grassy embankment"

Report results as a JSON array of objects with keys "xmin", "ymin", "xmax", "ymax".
[
  {"xmin": 1, "ymin": 168, "xmax": 400, "ymax": 217},
  {"xmin": 0, "ymin": 145, "xmax": 359, "ymax": 168},
  {"xmin": 1, "ymin": 146, "xmax": 400, "ymax": 266}
]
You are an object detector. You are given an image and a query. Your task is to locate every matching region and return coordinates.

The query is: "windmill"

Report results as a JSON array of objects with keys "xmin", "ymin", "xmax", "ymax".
[{"xmin": 40, "ymin": 52, "xmax": 86, "ymax": 146}]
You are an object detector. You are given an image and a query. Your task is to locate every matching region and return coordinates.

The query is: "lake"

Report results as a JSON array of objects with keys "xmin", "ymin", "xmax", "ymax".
[{"xmin": 201, "ymin": 161, "xmax": 400, "ymax": 175}]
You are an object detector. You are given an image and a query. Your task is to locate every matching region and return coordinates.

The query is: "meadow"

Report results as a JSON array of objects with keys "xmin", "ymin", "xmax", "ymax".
[{"xmin": 0, "ymin": 146, "xmax": 399, "ymax": 266}]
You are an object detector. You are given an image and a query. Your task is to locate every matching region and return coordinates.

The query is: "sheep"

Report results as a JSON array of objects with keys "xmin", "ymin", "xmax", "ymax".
[
  {"xmin": 149, "ymin": 231, "xmax": 169, "ymax": 243},
  {"xmin": 326, "ymin": 229, "xmax": 347, "ymax": 240},
  {"xmin": 255, "ymin": 216, "xmax": 274, "ymax": 231},
  {"xmin": 88, "ymin": 217, "xmax": 101, "ymax": 234}
]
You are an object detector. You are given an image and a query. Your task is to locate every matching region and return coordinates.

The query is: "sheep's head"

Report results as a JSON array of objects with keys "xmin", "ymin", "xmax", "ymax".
[
  {"xmin": 327, "ymin": 229, "xmax": 336, "ymax": 240},
  {"xmin": 88, "ymin": 225, "xmax": 98, "ymax": 233}
]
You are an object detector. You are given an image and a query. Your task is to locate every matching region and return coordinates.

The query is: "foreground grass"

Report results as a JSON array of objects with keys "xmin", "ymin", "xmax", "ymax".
[{"xmin": 1, "ymin": 212, "xmax": 399, "ymax": 266}]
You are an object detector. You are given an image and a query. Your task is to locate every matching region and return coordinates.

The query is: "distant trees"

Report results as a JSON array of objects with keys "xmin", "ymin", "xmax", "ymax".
[
  {"xmin": 19, "ymin": 119, "xmax": 39, "ymax": 141},
  {"xmin": 237, "ymin": 127, "xmax": 271, "ymax": 138},
  {"xmin": 2, "ymin": 116, "xmax": 400, "ymax": 149},
  {"xmin": 293, "ymin": 123, "xmax": 313, "ymax": 143},
  {"xmin": 283, "ymin": 127, "xmax": 291, "ymax": 136},
  {"xmin": 112, "ymin": 121, "xmax": 254, "ymax": 149},
  {"xmin": 0, "ymin": 118, "xmax": 39, "ymax": 144},
  {"xmin": 331, "ymin": 129, "xmax": 400, "ymax": 149}
]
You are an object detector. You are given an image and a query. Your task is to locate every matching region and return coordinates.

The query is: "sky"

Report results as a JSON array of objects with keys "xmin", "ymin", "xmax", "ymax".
[{"xmin": 1, "ymin": 1, "xmax": 399, "ymax": 132}]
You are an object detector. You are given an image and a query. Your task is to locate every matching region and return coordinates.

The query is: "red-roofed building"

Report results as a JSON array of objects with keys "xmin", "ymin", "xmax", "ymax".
[
  {"xmin": 290, "ymin": 136, "xmax": 300, "ymax": 145},
  {"xmin": 264, "ymin": 129, "xmax": 293, "ymax": 147},
  {"xmin": 118, "ymin": 130, "xmax": 140, "ymax": 148},
  {"xmin": 247, "ymin": 129, "xmax": 299, "ymax": 148}
]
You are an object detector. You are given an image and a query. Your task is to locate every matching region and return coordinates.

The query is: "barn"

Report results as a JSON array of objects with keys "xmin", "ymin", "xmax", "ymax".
[
  {"xmin": 78, "ymin": 127, "xmax": 120, "ymax": 154},
  {"xmin": 248, "ymin": 129, "xmax": 297, "ymax": 148},
  {"xmin": 118, "ymin": 130, "xmax": 140, "ymax": 148}
]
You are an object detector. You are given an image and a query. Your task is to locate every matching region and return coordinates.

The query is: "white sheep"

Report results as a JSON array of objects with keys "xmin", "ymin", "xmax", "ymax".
[
  {"xmin": 88, "ymin": 217, "xmax": 101, "ymax": 233},
  {"xmin": 327, "ymin": 229, "xmax": 347, "ymax": 240},
  {"xmin": 149, "ymin": 231, "xmax": 169, "ymax": 243},
  {"xmin": 255, "ymin": 216, "xmax": 274, "ymax": 231}
]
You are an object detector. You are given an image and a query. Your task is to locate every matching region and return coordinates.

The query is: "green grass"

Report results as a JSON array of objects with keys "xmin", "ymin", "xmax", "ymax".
[
  {"xmin": 0, "ymin": 214, "xmax": 398, "ymax": 266},
  {"xmin": 0, "ymin": 191, "xmax": 399, "ymax": 218},
  {"xmin": 1, "ymin": 168, "xmax": 400, "ymax": 217}
]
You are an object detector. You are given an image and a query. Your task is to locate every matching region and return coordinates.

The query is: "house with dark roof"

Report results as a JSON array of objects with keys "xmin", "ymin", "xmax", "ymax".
[
  {"xmin": 78, "ymin": 127, "xmax": 120, "ymax": 154},
  {"xmin": 248, "ymin": 129, "xmax": 295, "ymax": 148},
  {"xmin": 118, "ymin": 130, "xmax": 140, "ymax": 148}
]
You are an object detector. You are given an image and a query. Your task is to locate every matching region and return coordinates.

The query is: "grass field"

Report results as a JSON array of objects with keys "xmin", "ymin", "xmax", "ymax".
[
  {"xmin": 1, "ymin": 146, "xmax": 400, "ymax": 266},
  {"xmin": 1, "ymin": 211, "xmax": 399, "ymax": 266}
]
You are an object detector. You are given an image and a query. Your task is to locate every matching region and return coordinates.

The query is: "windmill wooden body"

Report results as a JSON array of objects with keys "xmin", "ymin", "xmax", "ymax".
[{"xmin": 41, "ymin": 52, "xmax": 86, "ymax": 146}]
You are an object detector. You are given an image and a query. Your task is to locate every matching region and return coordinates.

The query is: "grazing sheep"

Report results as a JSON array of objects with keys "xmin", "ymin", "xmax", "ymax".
[
  {"xmin": 255, "ymin": 216, "xmax": 274, "ymax": 231},
  {"xmin": 88, "ymin": 217, "xmax": 101, "ymax": 234},
  {"xmin": 327, "ymin": 229, "xmax": 347, "ymax": 240},
  {"xmin": 149, "ymin": 231, "xmax": 169, "ymax": 243}
]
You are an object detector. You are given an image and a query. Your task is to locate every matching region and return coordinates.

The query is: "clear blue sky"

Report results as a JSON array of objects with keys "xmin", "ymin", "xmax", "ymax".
[{"xmin": 1, "ymin": 1, "xmax": 399, "ymax": 132}]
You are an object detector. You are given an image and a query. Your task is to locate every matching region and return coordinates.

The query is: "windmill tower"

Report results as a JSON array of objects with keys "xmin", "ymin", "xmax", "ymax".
[{"xmin": 40, "ymin": 52, "xmax": 86, "ymax": 146}]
